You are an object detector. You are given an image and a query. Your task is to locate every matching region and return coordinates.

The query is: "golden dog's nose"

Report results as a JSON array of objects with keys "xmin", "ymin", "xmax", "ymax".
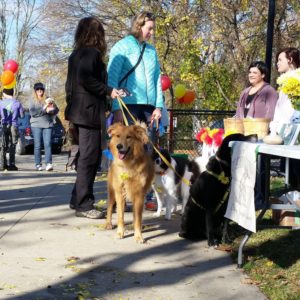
[{"xmin": 117, "ymin": 144, "xmax": 123, "ymax": 150}]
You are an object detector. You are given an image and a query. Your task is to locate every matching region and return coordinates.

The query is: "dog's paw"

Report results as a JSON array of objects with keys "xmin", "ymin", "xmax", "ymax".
[
  {"xmin": 222, "ymin": 235, "xmax": 233, "ymax": 244},
  {"xmin": 153, "ymin": 211, "xmax": 161, "ymax": 218},
  {"xmin": 105, "ymin": 223, "xmax": 113, "ymax": 230},
  {"xmin": 117, "ymin": 228, "xmax": 125, "ymax": 239},
  {"xmin": 178, "ymin": 231, "xmax": 187, "ymax": 239},
  {"xmin": 134, "ymin": 235, "xmax": 145, "ymax": 244},
  {"xmin": 164, "ymin": 214, "xmax": 172, "ymax": 220},
  {"xmin": 208, "ymin": 238, "xmax": 219, "ymax": 248}
]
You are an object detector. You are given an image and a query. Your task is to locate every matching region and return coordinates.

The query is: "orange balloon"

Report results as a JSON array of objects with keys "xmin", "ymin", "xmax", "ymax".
[
  {"xmin": 3, "ymin": 77, "xmax": 16, "ymax": 89},
  {"xmin": 183, "ymin": 90, "xmax": 196, "ymax": 104},
  {"xmin": 1, "ymin": 70, "xmax": 15, "ymax": 85}
]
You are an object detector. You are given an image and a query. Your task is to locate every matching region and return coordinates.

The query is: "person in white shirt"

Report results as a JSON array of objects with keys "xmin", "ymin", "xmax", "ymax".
[
  {"xmin": 270, "ymin": 47, "xmax": 300, "ymax": 190},
  {"xmin": 270, "ymin": 47, "xmax": 300, "ymax": 134}
]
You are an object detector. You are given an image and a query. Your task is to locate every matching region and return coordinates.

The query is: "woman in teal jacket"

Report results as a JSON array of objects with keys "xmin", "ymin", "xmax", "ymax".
[{"xmin": 107, "ymin": 11, "xmax": 164, "ymax": 132}]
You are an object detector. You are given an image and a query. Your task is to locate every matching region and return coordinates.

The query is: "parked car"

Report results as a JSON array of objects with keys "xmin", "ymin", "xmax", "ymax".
[{"xmin": 16, "ymin": 112, "xmax": 65, "ymax": 155}]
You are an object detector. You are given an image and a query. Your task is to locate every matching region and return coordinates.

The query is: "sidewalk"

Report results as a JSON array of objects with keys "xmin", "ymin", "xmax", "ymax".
[{"xmin": 0, "ymin": 154, "xmax": 266, "ymax": 300}]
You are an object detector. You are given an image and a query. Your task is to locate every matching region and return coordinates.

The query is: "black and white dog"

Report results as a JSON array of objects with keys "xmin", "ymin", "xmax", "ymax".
[
  {"xmin": 152, "ymin": 149, "xmax": 192, "ymax": 220},
  {"xmin": 179, "ymin": 134, "xmax": 257, "ymax": 246}
]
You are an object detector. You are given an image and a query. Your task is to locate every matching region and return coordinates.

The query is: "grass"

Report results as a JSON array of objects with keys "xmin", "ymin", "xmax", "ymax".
[{"xmin": 231, "ymin": 177, "xmax": 300, "ymax": 300}]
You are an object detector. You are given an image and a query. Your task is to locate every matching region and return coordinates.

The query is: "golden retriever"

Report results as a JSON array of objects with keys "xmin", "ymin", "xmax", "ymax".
[{"xmin": 105, "ymin": 122, "xmax": 154, "ymax": 243}]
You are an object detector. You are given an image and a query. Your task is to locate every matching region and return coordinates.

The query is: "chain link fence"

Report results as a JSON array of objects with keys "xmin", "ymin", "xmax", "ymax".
[{"xmin": 159, "ymin": 109, "xmax": 235, "ymax": 159}]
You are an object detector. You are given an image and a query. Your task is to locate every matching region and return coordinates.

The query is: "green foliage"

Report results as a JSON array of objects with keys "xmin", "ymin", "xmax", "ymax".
[{"xmin": 197, "ymin": 64, "xmax": 239, "ymax": 110}]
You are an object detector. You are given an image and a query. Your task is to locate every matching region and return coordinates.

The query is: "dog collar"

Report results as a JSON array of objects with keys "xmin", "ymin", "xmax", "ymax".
[{"xmin": 206, "ymin": 170, "xmax": 229, "ymax": 185}]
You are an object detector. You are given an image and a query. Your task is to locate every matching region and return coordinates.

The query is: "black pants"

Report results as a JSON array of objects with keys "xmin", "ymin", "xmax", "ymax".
[
  {"xmin": 70, "ymin": 125, "xmax": 102, "ymax": 211},
  {"xmin": 0, "ymin": 125, "xmax": 18, "ymax": 168}
]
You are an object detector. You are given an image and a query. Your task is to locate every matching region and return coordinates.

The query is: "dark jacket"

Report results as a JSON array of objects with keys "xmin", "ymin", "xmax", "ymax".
[
  {"xmin": 236, "ymin": 83, "xmax": 278, "ymax": 119},
  {"xmin": 65, "ymin": 47, "xmax": 112, "ymax": 130}
]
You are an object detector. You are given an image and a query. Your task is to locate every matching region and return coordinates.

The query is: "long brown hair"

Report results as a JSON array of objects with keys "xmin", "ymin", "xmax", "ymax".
[
  {"xmin": 130, "ymin": 12, "xmax": 156, "ymax": 40},
  {"xmin": 73, "ymin": 16, "xmax": 107, "ymax": 57}
]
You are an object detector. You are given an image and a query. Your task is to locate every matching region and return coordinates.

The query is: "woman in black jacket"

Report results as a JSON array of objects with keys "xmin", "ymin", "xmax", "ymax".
[{"xmin": 65, "ymin": 16, "xmax": 121, "ymax": 219}]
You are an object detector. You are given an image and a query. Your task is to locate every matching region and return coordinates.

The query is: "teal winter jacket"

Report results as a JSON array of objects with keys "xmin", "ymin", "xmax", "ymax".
[{"xmin": 107, "ymin": 35, "xmax": 164, "ymax": 111}]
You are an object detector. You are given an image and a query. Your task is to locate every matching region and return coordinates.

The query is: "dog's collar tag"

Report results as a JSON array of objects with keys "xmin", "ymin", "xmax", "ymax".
[
  {"xmin": 206, "ymin": 170, "xmax": 229, "ymax": 185},
  {"xmin": 120, "ymin": 172, "xmax": 130, "ymax": 181},
  {"xmin": 218, "ymin": 171, "xmax": 229, "ymax": 185}
]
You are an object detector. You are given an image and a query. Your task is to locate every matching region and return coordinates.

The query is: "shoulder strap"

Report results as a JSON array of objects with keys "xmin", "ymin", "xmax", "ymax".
[{"xmin": 118, "ymin": 43, "xmax": 146, "ymax": 86}]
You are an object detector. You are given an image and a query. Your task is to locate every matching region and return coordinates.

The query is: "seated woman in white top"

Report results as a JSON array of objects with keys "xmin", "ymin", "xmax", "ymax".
[{"xmin": 270, "ymin": 47, "xmax": 300, "ymax": 134}]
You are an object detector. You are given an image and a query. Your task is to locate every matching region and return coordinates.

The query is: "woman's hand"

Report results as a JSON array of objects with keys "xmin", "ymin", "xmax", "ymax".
[
  {"xmin": 110, "ymin": 88, "xmax": 126, "ymax": 99},
  {"xmin": 150, "ymin": 108, "xmax": 162, "ymax": 126}
]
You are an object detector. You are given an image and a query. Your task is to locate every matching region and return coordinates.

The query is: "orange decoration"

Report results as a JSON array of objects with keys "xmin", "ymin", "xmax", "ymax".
[
  {"xmin": 183, "ymin": 90, "xmax": 196, "ymax": 104},
  {"xmin": 1, "ymin": 70, "xmax": 15, "ymax": 85}
]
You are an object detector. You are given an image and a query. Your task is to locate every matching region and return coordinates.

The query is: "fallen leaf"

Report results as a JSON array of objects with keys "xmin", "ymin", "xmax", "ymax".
[
  {"xmin": 0, "ymin": 283, "xmax": 17, "ymax": 290},
  {"xmin": 265, "ymin": 261, "xmax": 274, "ymax": 267},
  {"xmin": 241, "ymin": 278, "xmax": 259, "ymax": 285},
  {"xmin": 95, "ymin": 199, "xmax": 106, "ymax": 206},
  {"xmin": 91, "ymin": 224, "xmax": 106, "ymax": 230},
  {"xmin": 66, "ymin": 256, "xmax": 80, "ymax": 263},
  {"xmin": 35, "ymin": 257, "xmax": 46, "ymax": 261},
  {"xmin": 215, "ymin": 244, "xmax": 233, "ymax": 252}
]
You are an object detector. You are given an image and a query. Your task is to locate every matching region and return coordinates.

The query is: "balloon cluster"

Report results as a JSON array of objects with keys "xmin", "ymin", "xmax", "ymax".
[
  {"xmin": 174, "ymin": 84, "xmax": 196, "ymax": 104},
  {"xmin": 1, "ymin": 59, "xmax": 19, "ymax": 89}
]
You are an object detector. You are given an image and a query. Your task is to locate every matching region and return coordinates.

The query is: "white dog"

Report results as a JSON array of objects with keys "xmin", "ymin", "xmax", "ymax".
[{"xmin": 152, "ymin": 149, "xmax": 192, "ymax": 220}]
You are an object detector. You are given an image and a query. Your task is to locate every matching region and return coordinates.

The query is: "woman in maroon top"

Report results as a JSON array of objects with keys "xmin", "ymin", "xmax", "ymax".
[{"xmin": 235, "ymin": 61, "xmax": 278, "ymax": 119}]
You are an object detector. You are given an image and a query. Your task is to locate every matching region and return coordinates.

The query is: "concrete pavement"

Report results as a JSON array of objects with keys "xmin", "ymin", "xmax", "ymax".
[{"xmin": 0, "ymin": 153, "xmax": 266, "ymax": 300}]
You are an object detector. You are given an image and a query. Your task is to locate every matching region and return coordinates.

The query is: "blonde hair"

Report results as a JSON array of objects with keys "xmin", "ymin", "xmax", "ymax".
[
  {"xmin": 33, "ymin": 89, "xmax": 45, "ymax": 102},
  {"xmin": 130, "ymin": 11, "xmax": 155, "ymax": 40}
]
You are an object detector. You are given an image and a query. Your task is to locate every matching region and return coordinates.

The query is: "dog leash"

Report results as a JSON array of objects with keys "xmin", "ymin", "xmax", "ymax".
[
  {"xmin": 190, "ymin": 189, "xmax": 229, "ymax": 215},
  {"xmin": 116, "ymin": 96, "xmax": 190, "ymax": 186}
]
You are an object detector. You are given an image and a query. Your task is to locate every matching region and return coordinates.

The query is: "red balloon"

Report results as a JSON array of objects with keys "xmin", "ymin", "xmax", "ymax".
[
  {"xmin": 161, "ymin": 75, "xmax": 172, "ymax": 91},
  {"xmin": 4, "ymin": 59, "xmax": 19, "ymax": 73},
  {"xmin": 183, "ymin": 90, "xmax": 196, "ymax": 104},
  {"xmin": 1, "ymin": 70, "xmax": 15, "ymax": 85}
]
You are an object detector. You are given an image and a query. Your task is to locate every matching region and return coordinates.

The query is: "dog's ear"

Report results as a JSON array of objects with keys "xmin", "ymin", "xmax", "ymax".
[
  {"xmin": 133, "ymin": 125, "xmax": 149, "ymax": 144},
  {"xmin": 107, "ymin": 122, "xmax": 123, "ymax": 137}
]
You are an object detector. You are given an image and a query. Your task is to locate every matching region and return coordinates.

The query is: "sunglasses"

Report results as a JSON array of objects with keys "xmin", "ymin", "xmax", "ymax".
[{"xmin": 146, "ymin": 12, "xmax": 155, "ymax": 18}]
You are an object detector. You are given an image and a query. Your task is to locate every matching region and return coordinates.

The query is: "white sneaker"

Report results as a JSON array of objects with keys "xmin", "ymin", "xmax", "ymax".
[
  {"xmin": 46, "ymin": 163, "xmax": 53, "ymax": 171},
  {"xmin": 36, "ymin": 164, "xmax": 42, "ymax": 171}
]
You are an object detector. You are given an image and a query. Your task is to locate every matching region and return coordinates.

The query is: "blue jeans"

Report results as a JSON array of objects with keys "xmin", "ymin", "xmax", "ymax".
[{"xmin": 31, "ymin": 127, "xmax": 53, "ymax": 166}]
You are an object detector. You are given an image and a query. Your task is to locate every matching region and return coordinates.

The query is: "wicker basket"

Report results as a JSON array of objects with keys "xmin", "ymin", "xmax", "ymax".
[
  {"xmin": 223, "ymin": 118, "xmax": 244, "ymax": 135},
  {"xmin": 243, "ymin": 118, "xmax": 270, "ymax": 139}
]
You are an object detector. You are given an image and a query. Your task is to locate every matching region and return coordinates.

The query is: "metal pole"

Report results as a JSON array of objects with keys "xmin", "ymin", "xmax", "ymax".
[
  {"xmin": 265, "ymin": 0, "xmax": 276, "ymax": 83},
  {"xmin": 169, "ymin": 86, "xmax": 174, "ymax": 153}
]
